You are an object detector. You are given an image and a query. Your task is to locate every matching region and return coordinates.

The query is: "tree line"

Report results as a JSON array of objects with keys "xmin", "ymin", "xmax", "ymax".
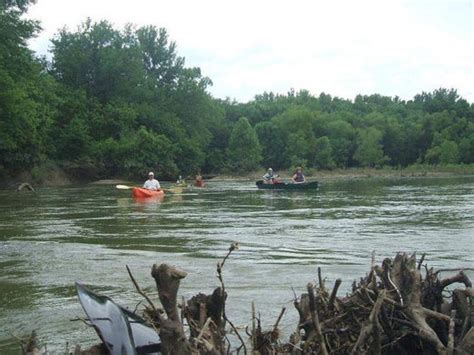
[{"xmin": 1, "ymin": 0, "xmax": 473, "ymax": 182}]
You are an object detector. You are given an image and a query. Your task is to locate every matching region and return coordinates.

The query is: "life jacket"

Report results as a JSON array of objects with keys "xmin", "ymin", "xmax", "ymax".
[
  {"xmin": 294, "ymin": 171, "xmax": 304, "ymax": 182},
  {"xmin": 264, "ymin": 173, "xmax": 274, "ymax": 180}
]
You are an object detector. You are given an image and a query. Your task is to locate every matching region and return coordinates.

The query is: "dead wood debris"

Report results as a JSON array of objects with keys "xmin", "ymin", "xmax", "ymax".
[
  {"xmin": 18, "ymin": 250, "xmax": 473, "ymax": 355},
  {"xmin": 129, "ymin": 251, "xmax": 474, "ymax": 354},
  {"xmin": 17, "ymin": 182, "xmax": 35, "ymax": 192}
]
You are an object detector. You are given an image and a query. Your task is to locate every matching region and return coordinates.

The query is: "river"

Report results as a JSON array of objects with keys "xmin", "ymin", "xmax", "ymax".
[{"xmin": 0, "ymin": 176, "xmax": 473, "ymax": 353}]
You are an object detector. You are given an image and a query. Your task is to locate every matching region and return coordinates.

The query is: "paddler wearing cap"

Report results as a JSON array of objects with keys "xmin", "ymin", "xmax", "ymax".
[
  {"xmin": 262, "ymin": 168, "xmax": 279, "ymax": 184},
  {"xmin": 143, "ymin": 171, "xmax": 161, "ymax": 190}
]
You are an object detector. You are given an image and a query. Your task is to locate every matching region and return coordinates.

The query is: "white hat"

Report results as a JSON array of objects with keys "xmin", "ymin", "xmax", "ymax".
[
  {"xmin": 148, "ymin": 172, "xmax": 154, "ymax": 176},
  {"xmin": 268, "ymin": 168, "xmax": 273, "ymax": 171}
]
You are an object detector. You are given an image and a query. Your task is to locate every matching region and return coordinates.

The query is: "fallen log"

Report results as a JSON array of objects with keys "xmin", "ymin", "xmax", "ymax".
[{"xmin": 17, "ymin": 182, "xmax": 35, "ymax": 192}]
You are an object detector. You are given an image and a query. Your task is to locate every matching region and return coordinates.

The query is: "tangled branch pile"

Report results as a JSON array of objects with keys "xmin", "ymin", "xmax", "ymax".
[
  {"xmin": 132, "ymin": 249, "xmax": 474, "ymax": 354},
  {"xmin": 22, "ymin": 247, "xmax": 473, "ymax": 355},
  {"xmin": 266, "ymin": 253, "xmax": 473, "ymax": 355}
]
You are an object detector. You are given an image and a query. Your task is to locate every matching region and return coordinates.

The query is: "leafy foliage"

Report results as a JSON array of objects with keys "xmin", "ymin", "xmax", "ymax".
[
  {"xmin": 0, "ymin": 0, "xmax": 48, "ymax": 173},
  {"xmin": 227, "ymin": 117, "xmax": 262, "ymax": 172},
  {"xmin": 47, "ymin": 19, "xmax": 219, "ymax": 179},
  {"xmin": 354, "ymin": 127, "xmax": 388, "ymax": 167},
  {"xmin": 1, "ymin": 6, "xmax": 473, "ymax": 182}
]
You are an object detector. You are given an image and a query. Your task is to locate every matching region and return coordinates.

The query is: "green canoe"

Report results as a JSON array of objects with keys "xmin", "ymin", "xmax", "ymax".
[{"xmin": 256, "ymin": 180, "xmax": 319, "ymax": 190}]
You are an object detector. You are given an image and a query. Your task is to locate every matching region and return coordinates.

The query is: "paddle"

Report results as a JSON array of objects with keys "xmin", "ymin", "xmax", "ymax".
[
  {"xmin": 116, "ymin": 184, "xmax": 134, "ymax": 190},
  {"xmin": 115, "ymin": 184, "xmax": 180, "ymax": 194}
]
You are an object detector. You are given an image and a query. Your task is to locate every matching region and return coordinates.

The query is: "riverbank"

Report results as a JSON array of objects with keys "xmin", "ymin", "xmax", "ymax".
[
  {"xmin": 213, "ymin": 164, "xmax": 474, "ymax": 182},
  {"xmin": 3, "ymin": 164, "xmax": 474, "ymax": 188}
]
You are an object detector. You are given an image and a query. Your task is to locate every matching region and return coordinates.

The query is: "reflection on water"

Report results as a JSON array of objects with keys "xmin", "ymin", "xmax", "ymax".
[{"xmin": 0, "ymin": 176, "xmax": 473, "ymax": 352}]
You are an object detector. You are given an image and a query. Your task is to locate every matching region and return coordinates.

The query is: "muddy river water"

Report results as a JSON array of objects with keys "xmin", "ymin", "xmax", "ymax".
[{"xmin": 0, "ymin": 176, "xmax": 473, "ymax": 352}]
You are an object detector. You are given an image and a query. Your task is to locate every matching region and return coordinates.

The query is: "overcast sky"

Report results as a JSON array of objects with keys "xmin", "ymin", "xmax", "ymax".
[{"xmin": 26, "ymin": 0, "xmax": 473, "ymax": 103}]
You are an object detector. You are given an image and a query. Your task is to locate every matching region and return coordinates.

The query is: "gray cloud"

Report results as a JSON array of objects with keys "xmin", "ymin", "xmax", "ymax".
[{"xmin": 26, "ymin": 0, "xmax": 473, "ymax": 102}]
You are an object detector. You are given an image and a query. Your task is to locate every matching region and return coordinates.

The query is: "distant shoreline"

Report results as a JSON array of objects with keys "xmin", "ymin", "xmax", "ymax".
[
  {"xmin": 4, "ymin": 164, "xmax": 474, "ymax": 189},
  {"xmin": 212, "ymin": 165, "xmax": 474, "ymax": 182}
]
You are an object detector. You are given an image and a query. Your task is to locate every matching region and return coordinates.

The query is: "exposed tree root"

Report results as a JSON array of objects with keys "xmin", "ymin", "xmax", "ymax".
[{"xmin": 19, "ymin": 250, "xmax": 473, "ymax": 354}]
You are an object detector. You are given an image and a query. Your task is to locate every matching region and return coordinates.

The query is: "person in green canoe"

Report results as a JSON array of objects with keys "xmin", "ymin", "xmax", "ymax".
[
  {"xmin": 291, "ymin": 166, "xmax": 305, "ymax": 184},
  {"xmin": 143, "ymin": 171, "xmax": 161, "ymax": 190},
  {"xmin": 263, "ymin": 168, "xmax": 279, "ymax": 184}
]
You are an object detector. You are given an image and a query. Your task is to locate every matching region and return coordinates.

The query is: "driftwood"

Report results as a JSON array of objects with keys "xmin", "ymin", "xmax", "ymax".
[
  {"xmin": 19, "ymin": 331, "xmax": 41, "ymax": 355},
  {"xmin": 253, "ymin": 252, "xmax": 472, "ymax": 355},
  {"xmin": 151, "ymin": 263, "xmax": 191, "ymax": 354},
  {"xmin": 146, "ymin": 244, "xmax": 238, "ymax": 354},
  {"xmin": 17, "ymin": 182, "xmax": 35, "ymax": 192},
  {"xmin": 281, "ymin": 253, "xmax": 472, "ymax": 354},
  {"xmin": 17, "ymin": 250, "xmax": 473, "ymax": 355},
  {"xmin": 143, "ymin": 251, "xmax": 472, "ymax": 354}
]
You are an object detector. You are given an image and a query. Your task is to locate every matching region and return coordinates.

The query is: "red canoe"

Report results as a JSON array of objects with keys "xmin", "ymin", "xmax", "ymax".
[{"xmin": 132, "ymin": 187, "xmax": 165, "ymax": 198}]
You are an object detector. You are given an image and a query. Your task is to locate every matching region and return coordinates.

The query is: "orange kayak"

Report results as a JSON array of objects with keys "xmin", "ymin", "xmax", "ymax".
[{"xmin": 132, "ymin": 187, "xmax": 165, "ymax": 198}]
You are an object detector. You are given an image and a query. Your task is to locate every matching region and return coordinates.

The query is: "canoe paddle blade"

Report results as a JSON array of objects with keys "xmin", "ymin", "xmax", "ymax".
[{"xmin": 116, "ymin": 184, "xmax": 132, "ymax": 190}]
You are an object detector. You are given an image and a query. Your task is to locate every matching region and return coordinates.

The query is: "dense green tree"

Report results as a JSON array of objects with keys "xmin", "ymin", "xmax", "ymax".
[
  {"xmin": 354, "ymin": 127, "xmax": 388, "ymax": 167},
  {"xmin": 326, "ymin": 119, "xmax": 356, "ymax": 167},
  {"xmin": 203, "ymin": 115, "xmax": 230, "ymax": 173},
  {"xmin": 458, "ymin": 122, "xmax": 474, "ymax": 164},
  {"xmin": 51, "ymin": 20, "xmax": 146, "ymax": 103},
  {"xmin": 0, "ymin": 0, "xmax": 58, "ymax": 174},
  {"xmin": 122, "ymin": 127, "xmax": 178, "ymax": 179},
  {"xmin": 175, "ymin": 138, "xmax": 206, "ymax": 176},
  {"xmin": 272, "ymin": 107, "xmax": 317, "ymax": 166},
  {"xmin": 414, "ymin": 88, "xmax": 470, "ymax": 117},
  {"xmin": 55, "ymin": 115, "xmax": 92, "ymax": 161},
  {"xmin": 255, "ymin": 121, "xmax": 287, "ymax": 169},
  {"xmin": 137, "ymin": 26, "xmax": 184, "ymax": 86},
  {"xmin": 47, "ymin": 19, "xmax": 221, "ymax": 179},
  {"xmin": 91, "ymin": 102, "xmax": 138, "ymax": 140},
  {"xmin": 313, "ymin": 136, "xmax": 334, "ymax": 169},
  {"xmin": 459, "ymin": 134, "xmax": 474, "ymax": 164},
  {"xmin": 227, "ymin": 117, "xmax": 262, "ymax": 171},
  {"xmin": 426, "ymin": 139, "xmax": 460, "ymax": 165},
  {"xmin": 439, "ymin": 140, "xmax": 459, "ymax": 165},
  {"xmin": 92, "ymin": 137, "xmax": 124, "ymax": 176}
]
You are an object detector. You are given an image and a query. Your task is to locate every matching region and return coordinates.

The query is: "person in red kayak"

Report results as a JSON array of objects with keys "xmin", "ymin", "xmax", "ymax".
[
  {"xmin": 291, "ymin": 166, "xmax": 305, "ymax": 184},
  {"xmin": 143, "ymin": 172, "xmax": 161, "ymax": 190}
]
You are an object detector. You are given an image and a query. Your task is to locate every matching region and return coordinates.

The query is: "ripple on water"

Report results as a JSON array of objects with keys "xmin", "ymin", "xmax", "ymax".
[{"xmin": 0, "ymin": 177, "xmax": 473, "ymax": 352}]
